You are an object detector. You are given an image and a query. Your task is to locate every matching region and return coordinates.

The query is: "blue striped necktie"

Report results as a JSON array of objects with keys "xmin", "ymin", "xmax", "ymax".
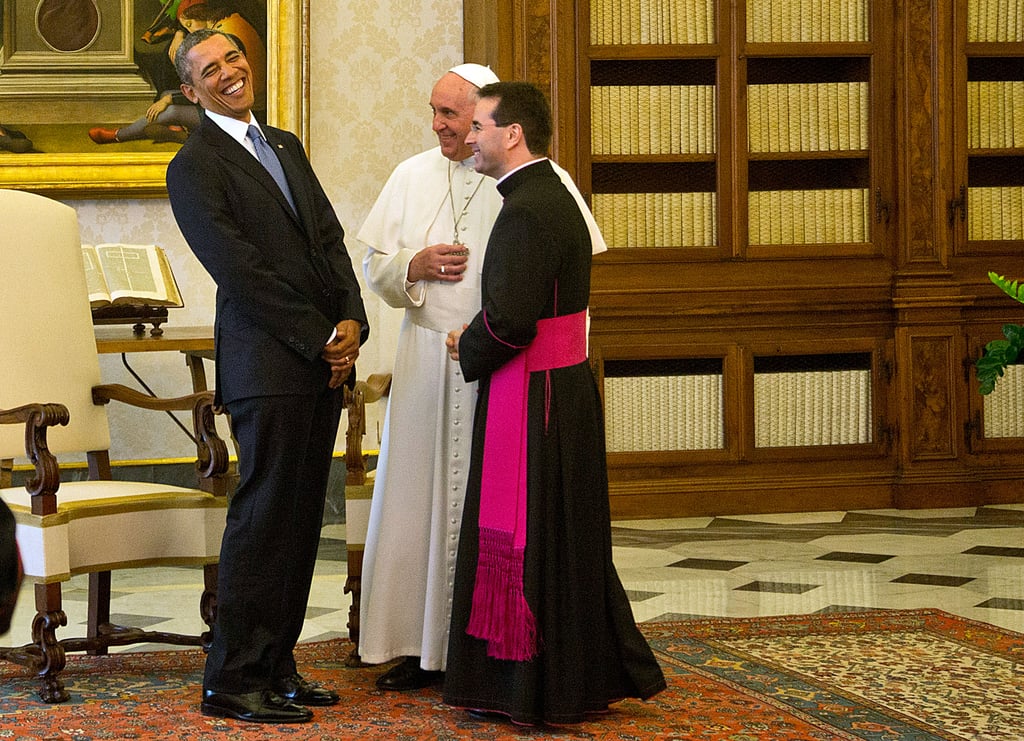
[{"xmin": 247, "ymin": 124, "xmax": 296, "ymax": 214}]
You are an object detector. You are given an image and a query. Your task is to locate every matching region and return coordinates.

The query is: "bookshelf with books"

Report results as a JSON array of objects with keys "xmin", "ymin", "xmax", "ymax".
[
  {"xmin": 742, "ymin": 54, "xmax": 879, "ymax": 257},
  {"xmin": 958, "ymin": 7, "xmax": 1024, "ymax": 254},
  {"xmin": 588, "ymin": 57, "xmax": 722, "ymax": 251},
  {"xmin": 464, "ymin": 0, "xmax": 1024, "ymax": 518},
  {"xmin": 959, "ymin": 1, "xmax": 1024, "ymax": 457}
]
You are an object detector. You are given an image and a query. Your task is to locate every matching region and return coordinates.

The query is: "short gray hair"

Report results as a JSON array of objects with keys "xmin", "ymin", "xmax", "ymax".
[{"xmin": 174, "ymin": 28, "xmax": 242, "ymax": 85}]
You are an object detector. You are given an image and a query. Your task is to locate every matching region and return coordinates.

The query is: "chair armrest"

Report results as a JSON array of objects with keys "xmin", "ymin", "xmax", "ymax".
[
  {"xmin": 342, "ymin": 373, "xmax": 392, "ymax": 486},
  {"xmin": 0, "ymin": 403, "xmax": 68, "ymax": 508},
  {"xmin": 356, "ymin": 373, "xmax": 392, "ymax": 404},
  {"xmin": 91, "ymin": 384, "xmax": 230, "ymax": 485},
  {"xmin": 92, "ymin": 383, "xmax": 211, "ymax": 412}
]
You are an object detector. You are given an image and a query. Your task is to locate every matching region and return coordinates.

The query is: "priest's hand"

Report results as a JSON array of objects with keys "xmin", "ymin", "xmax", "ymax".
[
  {"xmin": 408, "ymin": 243, "xmax": 469, "ymax": 283},
  {"xmin": 446, "ymin": 324, "xmax": 467, "ymax": 362}
]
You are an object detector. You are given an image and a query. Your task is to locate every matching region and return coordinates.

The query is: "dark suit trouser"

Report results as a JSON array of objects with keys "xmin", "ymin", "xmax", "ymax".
[{"xmin": 203, "ymin": 385, "xmax": 344, "ymax": 694}]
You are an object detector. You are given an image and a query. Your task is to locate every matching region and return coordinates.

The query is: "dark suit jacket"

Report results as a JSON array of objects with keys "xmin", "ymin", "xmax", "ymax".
[{"xmin": 166, "ymin": 113, "xmax": 367, "ymax": 404}]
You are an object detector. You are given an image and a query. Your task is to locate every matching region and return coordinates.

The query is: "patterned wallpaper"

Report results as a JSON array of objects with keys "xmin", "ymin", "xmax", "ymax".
[{"xmin": 66, "ymin": 0, "xmax": 463, "ymax": 462}]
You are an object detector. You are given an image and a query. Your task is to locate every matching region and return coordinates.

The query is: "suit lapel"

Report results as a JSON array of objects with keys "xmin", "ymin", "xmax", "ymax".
[{"xmin": 201, "ymin": 119, "xmax": 305, "ymax": 231}]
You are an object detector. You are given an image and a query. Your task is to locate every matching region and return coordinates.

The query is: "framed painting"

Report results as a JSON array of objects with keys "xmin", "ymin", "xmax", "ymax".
[{"xmin": 0, "ymin": 0, "xmax": 308, "ymax": 198}]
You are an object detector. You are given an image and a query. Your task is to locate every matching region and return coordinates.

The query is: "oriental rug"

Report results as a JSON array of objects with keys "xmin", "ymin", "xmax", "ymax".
[{"xmin": 0, "ymin": 609, "xmax": 1020, "ymax": 739}]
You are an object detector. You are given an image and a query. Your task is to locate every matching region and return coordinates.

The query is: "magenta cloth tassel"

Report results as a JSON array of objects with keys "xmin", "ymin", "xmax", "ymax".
[
  {"xmin": 466, "ymin": 527, "xmax": 538, "ymax": 661},
  {"xmin": 470, "ymin": 311, "xmax": 586, "ymax": 661}
]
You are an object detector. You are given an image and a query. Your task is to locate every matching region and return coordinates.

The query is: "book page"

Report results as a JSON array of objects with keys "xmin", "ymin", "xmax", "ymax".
[
  {"xmin": 94, "ymin": 244, "xmax": 184, "ymax": 307},
  {"xmin": 81, "ymin": 245, "xmax": 112, "ymax": 306},
  {"xmin": 151, "ymin": 246, "xmax": 185, "ymax": 307}
]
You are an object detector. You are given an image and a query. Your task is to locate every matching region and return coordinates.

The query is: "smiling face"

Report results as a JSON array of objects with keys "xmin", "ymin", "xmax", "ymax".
[
  {"xmin": 466, "ymin": 96, "xmax": 509, "ymax": 179},
  {"xmin": 429, "ymin": 72, "xmax": 478, "ymax": 162},
  {"xmin": 179, "ymin": 32, "xmax": 254, "ymax": 121}
]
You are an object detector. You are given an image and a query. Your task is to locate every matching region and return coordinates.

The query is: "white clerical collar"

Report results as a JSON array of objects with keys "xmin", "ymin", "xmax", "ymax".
[{"xmin": 495, "ymin": 157, "xmax": 548, "ymax": 186}]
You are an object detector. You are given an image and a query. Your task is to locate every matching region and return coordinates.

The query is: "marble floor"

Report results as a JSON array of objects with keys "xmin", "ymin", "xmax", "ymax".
[{"xmin": 5, "ymin": 503, "xmax": 1024, "ymax": 653}]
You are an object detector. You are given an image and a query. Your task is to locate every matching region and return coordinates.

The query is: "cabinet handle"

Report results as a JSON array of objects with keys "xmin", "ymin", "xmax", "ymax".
[
  {"xmin": 874, "ymin": 188, "xmax": 890, "ymax": 224},
  {"xmin": 947, "ymin": 185, "xmax": 966, "ymax": 227}
]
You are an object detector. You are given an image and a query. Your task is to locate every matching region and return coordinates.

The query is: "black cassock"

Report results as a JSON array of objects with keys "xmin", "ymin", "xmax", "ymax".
[{"xmin": 443, "ymin": 160, "xmax": 666, "ymax": 725}]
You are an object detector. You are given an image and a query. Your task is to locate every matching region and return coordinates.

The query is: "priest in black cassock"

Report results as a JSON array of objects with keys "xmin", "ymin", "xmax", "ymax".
[{"xmin": 444, "ymin": 81, "xmax": 666, "ymax": 726}]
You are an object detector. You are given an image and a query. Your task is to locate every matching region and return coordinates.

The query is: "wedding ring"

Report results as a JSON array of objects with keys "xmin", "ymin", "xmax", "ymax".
[{"xmin": 441, "ymin": 265, "xmax": 446, "ymax": 274}]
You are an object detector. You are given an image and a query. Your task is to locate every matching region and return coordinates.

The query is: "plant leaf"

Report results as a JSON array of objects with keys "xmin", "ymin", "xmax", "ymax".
[
  {"xmin": 977, "ymin": 323, "xmax": 1024, "ymax": 394},
  {"xmin": 989, "ymin": 272, "xmax": 1024, "ymax": 305}
]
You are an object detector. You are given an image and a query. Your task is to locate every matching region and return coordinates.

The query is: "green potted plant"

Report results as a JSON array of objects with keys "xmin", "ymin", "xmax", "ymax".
[{"xmin": 976, "ymin": 272, "xmax": 1024, "ymax": 395}]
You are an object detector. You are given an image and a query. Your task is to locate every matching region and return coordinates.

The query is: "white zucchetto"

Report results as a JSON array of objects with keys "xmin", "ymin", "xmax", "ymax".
[{"xmin": 448, "ymin": 63, "xmax": 500, "ymax": 89}]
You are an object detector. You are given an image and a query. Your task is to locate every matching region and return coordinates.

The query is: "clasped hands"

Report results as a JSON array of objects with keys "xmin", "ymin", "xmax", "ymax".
[{"xmin": 322, "ymin": 319, "xmax": 362, "ymax": 388}]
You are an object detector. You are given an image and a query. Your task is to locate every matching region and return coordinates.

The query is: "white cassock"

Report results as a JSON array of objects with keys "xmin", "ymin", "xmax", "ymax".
[{"xmin": 356, "ymin": 147, "xmax": 606, "ymax": 671}]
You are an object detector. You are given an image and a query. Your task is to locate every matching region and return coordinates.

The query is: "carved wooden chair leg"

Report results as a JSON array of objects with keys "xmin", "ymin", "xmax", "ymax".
[
  {"xmin": 200, "ymin": 562, "xmax": 218, "ymax": 649},
  {"xmin": 87, "ymin": 571, "xmax": 112, "ymax": 655},
  {"xmin": 0, "ymin": 581, "xmax": 69, "ymax": 702},
  {"xmin": 33, "ymin": 582, "xmax": 69, "ymax": 703},
  {"xmin": 339, "ymin": 374, "xmax": 390, "ymax": 669},
  {"xmin": 343, "ymin": 557, "xmax": 363, "ymax": 667}
]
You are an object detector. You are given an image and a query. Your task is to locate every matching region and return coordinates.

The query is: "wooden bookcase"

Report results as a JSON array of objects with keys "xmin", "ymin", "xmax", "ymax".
[
  {"xmin": 465, "ymin": 0, "xmax": 1024, "ymax": 518},
  {"xmin": 959, "ymin": 0, "xmax": 1024, "ymax": 460}
]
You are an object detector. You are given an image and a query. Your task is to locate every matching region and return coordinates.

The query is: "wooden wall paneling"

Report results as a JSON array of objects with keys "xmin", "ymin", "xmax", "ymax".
[
  {"xmin": 472, "ymin": 0, "xmax": 1024, "ymax": 518},
  {"xmin": 465, "ymin": 0, "xmax": 578, "ymax": 173},
  {"xmin": 464, "ymin": 0, "xmax": 515, "ymax": 79},
  {"xmin": 901, "ymin": 330, "xmax": 961, "ymax": 462},
  {"xmin": 897, "ymin": 0, "xmax": 947, "ymax": 268}
]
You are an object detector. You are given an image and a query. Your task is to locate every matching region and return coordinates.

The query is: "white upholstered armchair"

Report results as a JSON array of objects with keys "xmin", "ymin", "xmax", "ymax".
[{"xmin": 0, "ymin": 189, "xmax": 232, "ymax": 702}]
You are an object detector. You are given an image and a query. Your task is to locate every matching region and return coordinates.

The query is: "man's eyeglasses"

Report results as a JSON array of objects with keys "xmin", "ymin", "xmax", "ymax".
[{"xmin": 470, "ymin": 121, "xmax": 509, "ymax": 133}]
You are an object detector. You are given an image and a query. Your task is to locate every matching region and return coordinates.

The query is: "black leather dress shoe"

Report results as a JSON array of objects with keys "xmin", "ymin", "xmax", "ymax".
[
  {"xmin": 467, "ymin": 709, "xmax": 503, "ymax": 720},
  {"xmin": 201, "ymin": 689, "xmax": 313, "ymax": 723},
  {"xmin": 375, "ymin": 656, "xmax": 444, "ymax": 691},
  {"xmin": 273, "ymin": 673, "xmax": 340, "ymax": 706}
]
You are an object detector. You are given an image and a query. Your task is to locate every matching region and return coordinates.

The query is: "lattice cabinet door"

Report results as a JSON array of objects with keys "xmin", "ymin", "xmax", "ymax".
[
  {"xmin": 954, "ymin": 0, "xmax": 1024, "ymax": 255},
  {"xmin": 581, "ymin": 0, "xmax": 894, "ymax": 258}
]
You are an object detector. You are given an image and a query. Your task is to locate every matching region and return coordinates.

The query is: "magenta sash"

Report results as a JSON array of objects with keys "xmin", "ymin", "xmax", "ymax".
[{"xmin": 466, "ymin": 310, "xmax": 587, "ymax": 660}]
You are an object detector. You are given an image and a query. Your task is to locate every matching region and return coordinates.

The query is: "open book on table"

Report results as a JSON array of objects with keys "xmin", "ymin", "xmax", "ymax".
[{"xmin": 82, "ymin": 244, "xmax": 184, "ymax": 309}]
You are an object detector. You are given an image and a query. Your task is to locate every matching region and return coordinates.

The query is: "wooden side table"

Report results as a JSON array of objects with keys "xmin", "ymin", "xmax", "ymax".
[{"xmin": 94, "ymin": 325, "xmax": 215, "ymax": 393}]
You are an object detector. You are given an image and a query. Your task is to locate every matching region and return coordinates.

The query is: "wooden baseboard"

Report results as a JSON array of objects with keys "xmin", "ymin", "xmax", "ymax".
[{"xmin": 609, "ymin": 469, "xmax": 1024, "ymax": 519}]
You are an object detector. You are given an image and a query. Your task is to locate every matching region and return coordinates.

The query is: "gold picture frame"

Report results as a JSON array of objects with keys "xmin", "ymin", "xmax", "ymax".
[{"xmin": 0, "ymin": 0, "xmax": 308, "ymax": 198}]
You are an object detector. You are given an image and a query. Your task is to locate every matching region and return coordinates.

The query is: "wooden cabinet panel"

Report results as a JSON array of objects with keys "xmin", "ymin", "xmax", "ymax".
[{"xmin": 465, "ymin": 0, "xmax": 1024, "ymax": 517}]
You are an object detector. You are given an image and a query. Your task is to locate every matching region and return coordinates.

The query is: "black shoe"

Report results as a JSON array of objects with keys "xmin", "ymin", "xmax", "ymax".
[
  {"xmin": 273, "ymin": 672, "xmax": 340, "ymax": 706},
  {"xmin": 375, "ymin": 656, "xmax": 444, "ymax": 691},
  {"xmin": 467, "ymin": 709, "xmax": 504, "ymax": 721},
  {"xmin": 200, "ymin": 689, "xmax": 313, "ymax": 723}
]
